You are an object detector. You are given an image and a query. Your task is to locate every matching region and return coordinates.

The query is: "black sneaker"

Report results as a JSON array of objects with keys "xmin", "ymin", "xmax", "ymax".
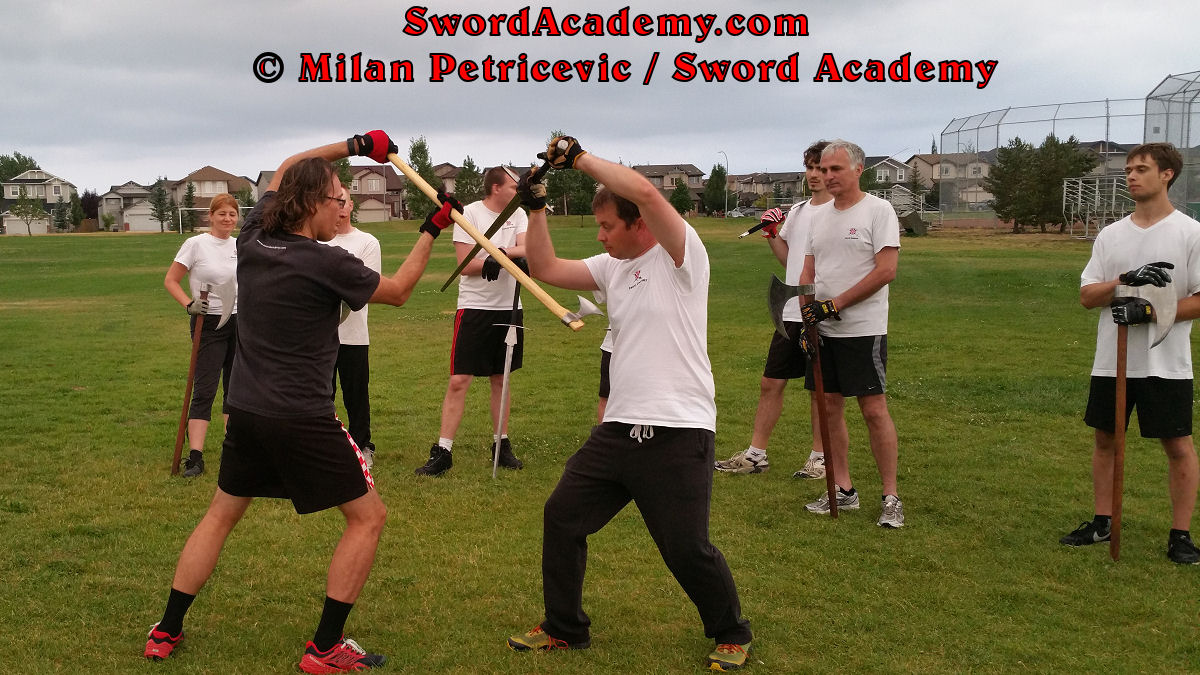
[
  {"xmin": 415, "ymin": 445, "xmax": 452, "ymax": 476},
  {"xmin": 1167, "ymin": 531, "xmax": 1200, "ymax": 564},
  {"xmin": 493, "ymin": 438, "xmax": 524, "ymax": 470},
  {"xmin": 1059, "ymin": 521, "xmax": 1110, "ymax": 547},
  {"xmin": 182, "ymin": 451, "xmax": 205, "ymax": 478}
]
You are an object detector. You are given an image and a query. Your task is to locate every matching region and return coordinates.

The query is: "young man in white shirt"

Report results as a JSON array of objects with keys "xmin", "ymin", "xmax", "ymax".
[
  {"xmin": 508, "ymin": 137, "xmax": 754, "ymax": 671},
  {"xmin": 416, "ymin": 167, "xmax": 528, "ymax": 476},
  {"xmin": 716, "ymin": 140, "xmax": 832, "ymax": 478},
  {"xmin": 323, "ymin": 185, "xmax": 382, "ymax": 468},
  {"xmin": 1061, "ymin": 142, "xmax": 1200, "ymax": 564},
  {"xmin": 798, "ymin": 139, "xmax": 904, "ymax": 528}
]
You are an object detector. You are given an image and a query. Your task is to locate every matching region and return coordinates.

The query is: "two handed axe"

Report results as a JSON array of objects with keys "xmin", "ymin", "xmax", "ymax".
[
  {"xmin": 170, "ymin": 278, "xmax": 236, "ymax": 475},
  {"xmin": 387, "ymin": 153, "xmax": 592, "ymax": 331},
  {"xmin": 1109, "ymin": 280, "xmax": 1176, "ymax": 561},
  {"xmin": 768, "ymin": 275, "xmax": 839, "ymax": 518},
  {"xmin": 441, "ymin": 161, "xmax": 553, "ymax": 291}
]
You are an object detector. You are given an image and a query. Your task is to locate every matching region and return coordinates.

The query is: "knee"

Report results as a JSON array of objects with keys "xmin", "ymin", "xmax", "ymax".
[
  {"xmin": 446, "ymin": 375, "xmax": 472, "ymax": 395},
  {"xmin": 759, "ymin": 377, "xmax": 785, "ymax": 397}
]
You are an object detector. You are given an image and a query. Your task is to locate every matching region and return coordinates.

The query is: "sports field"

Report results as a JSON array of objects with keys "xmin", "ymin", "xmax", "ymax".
[{"xmin": 1, "ymin": 219, "xmax": 1197, "ymax": 673}]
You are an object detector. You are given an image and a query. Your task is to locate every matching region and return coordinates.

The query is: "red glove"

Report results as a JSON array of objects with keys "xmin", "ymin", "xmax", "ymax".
[
  {"xmin": 759, "ymin": 207, "xmax": 784, "ymax": 239},
  {"xmin": 348, "ymin": 130, "xmax": 397, "ymax": 163},
  {"xmin": 419, "ymin": 201, "xmax": 455, "ymax": 238}
]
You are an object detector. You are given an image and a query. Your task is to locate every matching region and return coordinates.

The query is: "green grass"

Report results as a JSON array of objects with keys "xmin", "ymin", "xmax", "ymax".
[{"xmin": 2, "ymin": 221, "xmax": 1199, "ymax": 673}]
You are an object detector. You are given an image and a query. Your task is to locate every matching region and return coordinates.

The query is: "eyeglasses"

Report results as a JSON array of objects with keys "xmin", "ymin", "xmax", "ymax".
[{"xmin": 325, "ymin": 195, "xmax": 347, "ymax": 208}]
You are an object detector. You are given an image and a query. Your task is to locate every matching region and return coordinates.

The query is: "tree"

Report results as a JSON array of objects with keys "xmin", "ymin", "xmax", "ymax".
[
  {"xmin": 180, "ymin": 182, "xmax": 197, "ymax": 232},
  {"xmin": 101, "ymin": 213, "xmax": 116, "ymax": 232},
  {"xmin": 703, "ymin": 163, "xmax": 728, "ymax": 214},
  {"xmin": 771, "ymin": 182, "xmax": 784, "ymax": 205},
  {"xmin": 81, "ymin": 189, "xmax": 100, "ymax": 219},
  {"xmin": 859, "ymin": 167, "xmax": 882, "ymax": 193},
  {"xmin": 149, "ymin": 178, "xmax": 175, "ymax": 233},
  {"xmin": 455, "ymin": 156, "xmax": 483, "ymax": 204},
  {"xmin": 930, "ymin": 135, "xmax": 938, "ymax": 154},
  {"xmin": 10, "ymin": 186, "xmax": 47, "ymax": 235},
  {"xmin": 0, "ymin": 151, "xmax": 38, "ymax": 182},
  {"xmin": 70, "ymin": 192, "xmax": 85, "ymax": 228},
  {"xmin": 52, "ymin": 195, "xmax": 69, "ymax": 232},
  {"xmin": 985, "ymin": 134, "xmax": 1097, "ymax": 233},
  {"xmin": 405, "ymin": 136, "xmax": 440, "ymax": 218},
  {"xmin": 669, "ymin": 178, "xmax": 693, "ymax": 214},
  {"xmin": 333, "ymin": 158, "xmax": 354, "ymax": 188},
  {"xmin": 233, "ymin": 186, "xmax": 256, "ymax": 208}
]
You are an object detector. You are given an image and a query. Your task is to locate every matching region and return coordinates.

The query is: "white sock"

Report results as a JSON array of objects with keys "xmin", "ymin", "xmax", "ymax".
[
  {"xmin": 745, "ymin": 446, "xmax": 766, "ymax": 461},
  {"xmin": 439, "ymin": 438, "xmax": 454, "ymax": 451},
  {"xmin": 809, "ymin": 451, "xmax": 824, "ymax": 460}
]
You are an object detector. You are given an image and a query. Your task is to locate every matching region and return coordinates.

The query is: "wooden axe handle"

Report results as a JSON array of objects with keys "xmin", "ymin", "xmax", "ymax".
[{"xmin": 388, "ymin": 153, "xmax": 584, "ymax": 331}]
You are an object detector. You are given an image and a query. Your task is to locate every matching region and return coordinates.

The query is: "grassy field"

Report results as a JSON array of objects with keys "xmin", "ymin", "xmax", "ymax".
[{"xmin": 1, "ymin": 220, "xmax": 1198, "ymax": 673}]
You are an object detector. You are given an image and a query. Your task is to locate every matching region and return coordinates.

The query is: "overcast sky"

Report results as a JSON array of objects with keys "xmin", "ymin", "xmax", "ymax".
[{"xmin": 4, "ymin": 0, "xmax": 1197, "ymax": 193}]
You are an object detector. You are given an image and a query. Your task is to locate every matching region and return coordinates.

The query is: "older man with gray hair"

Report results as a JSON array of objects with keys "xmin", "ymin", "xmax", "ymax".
[{"xmin": 797, "ymin": 139, "xmax": 904, "ymax": 528}]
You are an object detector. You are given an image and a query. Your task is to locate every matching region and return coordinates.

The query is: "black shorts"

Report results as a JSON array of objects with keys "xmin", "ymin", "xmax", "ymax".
[
  {"xmin": 451, "ymin": 308, "xmax": 524, "ymax": 376},
  {"xmin": 598, "ymin": 349, "xmax": 612, "ymax": 399},
  {"xmin": 804, "ymin": 334, "xmax": 887, "ymax": 397},
  {"xmin": 217, "ymin": 406, "xmax": 373, "ymax": 514},
  {"xmin": 1084, "ymin": 376, "xmax": 1193, "ymax": 438},
  {"xmin": 762, "ymin": 321, "xmax": 808, "ymax": 380}
]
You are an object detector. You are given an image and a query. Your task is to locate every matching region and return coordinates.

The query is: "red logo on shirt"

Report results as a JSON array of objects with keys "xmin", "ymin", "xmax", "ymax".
[{"xmin": 629, "ymin": 269, "xmax": 648, "ymax": 290}]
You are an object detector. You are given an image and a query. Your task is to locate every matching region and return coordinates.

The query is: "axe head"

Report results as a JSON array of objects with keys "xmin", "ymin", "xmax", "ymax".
[
  {"xmin": 768, "ymin": 275, "xmax": 814, "ymax": 340},
  {"xmin": 208, "ymin": 277, "xmax": 237, "ymax": 330},
  {"xmin": 1115, "ymin": 282, "xmax": 1176, "ymax": 347}
]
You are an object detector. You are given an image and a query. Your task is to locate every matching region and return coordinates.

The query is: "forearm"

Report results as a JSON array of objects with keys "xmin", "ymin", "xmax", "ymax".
[
  {"xmin": 373, "ymin": 233, "xmax": 434, "ymax": 306},
  {"xmin": 1175, "ymin": 293, "xmax": 1200, "ymax": 321},
  {"xmin": 833, "ymin": 268, "xmax": 894, "ymax": 310},
  {"xmin": 767, "ymin": 237, "xmax": 789, "ymax": 266},
  {"xmin": 268, "ymin": 142, "xmax": 352, "ymax": 192},
  {"xmin": 1080, "ymin": 280, "xmax": 1119, "ymax": 309},
  {"xmin": 524, "ymin": 208, "xmax": 557, "ymax": 278}
]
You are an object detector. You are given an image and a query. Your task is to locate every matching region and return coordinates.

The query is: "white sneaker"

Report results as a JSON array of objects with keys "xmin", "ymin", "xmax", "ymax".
[
  {"xmin": 714, "ymin": 450, "xmax": 769, "ymax": 474},
  {"xmin": 877, "ymin": 495, "xmax": 905, "ymax": 528},
  {"xmin": 805, "ymin": 488, "xmax": 860, "ymax": 514},
  {"xmin": 792, "ymin": 454, "xmax": 826, "ymax": 479}
]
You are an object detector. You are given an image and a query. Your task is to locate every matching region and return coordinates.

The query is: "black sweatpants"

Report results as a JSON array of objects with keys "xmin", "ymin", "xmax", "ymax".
[
  {"xmin": 332, "ymin": 344, "xmax": 372, "ymax": 452},
  {"xmin": 188, "ymin": 314, "xmax": 236, "ymax": 421},
  {"xmin": 540, "ymin": 422, "xmax": 752, "ymax": 645}
]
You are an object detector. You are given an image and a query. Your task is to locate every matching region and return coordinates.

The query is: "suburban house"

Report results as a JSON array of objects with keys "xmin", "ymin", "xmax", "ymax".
[
  {"xmin": 254, "ymin": 171, "xmax": 275, "ymax": 201},
  {"xmin": 908, "ymin": 151, "xmax": 997, "ymax": 210},
  {"xmin": 1, "ymin": 169, "xmax": 77, "ymax": 235},
  {"xmin": 729, "ymin": 171, "xmax": 806, "ymax": 208},
  {"xmin": 172, "ymin": 166, "xmax": 254, "ymax": 227},
  {"xmin": 633, "ymin": 164, "xmax": 705, "ymax": 213},
  {"xmin": 432, "ymin": 162, "xmax": 460, "ymax": 195},
  {"xmin": 348, "ymin": 163, "xmax": 406, "ymax": 221},
  {"xmin": 97, "ymin": 180, "xmax": 163, "ymax": 232},
  {"xmin": 1078, "ymin": 140, "xmax": 1135, "ymax": 175},
  {"xmin": 864, "ymin": 157, "xmax": 910, "ymax": 187}
]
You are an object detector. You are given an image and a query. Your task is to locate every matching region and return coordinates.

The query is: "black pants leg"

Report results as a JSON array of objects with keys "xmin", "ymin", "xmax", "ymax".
[{"xmin": 333, "ymin": 344, "xmax": 372, "ymax": 451}]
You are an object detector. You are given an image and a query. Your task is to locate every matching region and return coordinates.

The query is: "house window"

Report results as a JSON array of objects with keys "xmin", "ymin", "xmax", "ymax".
[
  {"xmin": 368, "ymin": 178, "xmax": 381, "ymax": 192},
  {"xmin": 876, "ymin": 170, "xmax": 889, "ymax": 181},
  {"xmin": 896, "ymin": 170, "xmax": 905, "ymax": 181},
  {"xmin": 8, "ymin": 187, "xmax": 15, "ymax": 197},
  {"xmin": 941, "ymin": 166, "xmax": 953, "ymax": 176},
  {"xmin": 351, "ymin": 180, "xmax": 360, "ymax": 191},
  {"xmin": 970, "ymin": 166, "xmax": 982, "ymax": 176},
  {"xmin": 37, "ymin": 186, "xmax": 45, "ymax": 197}
]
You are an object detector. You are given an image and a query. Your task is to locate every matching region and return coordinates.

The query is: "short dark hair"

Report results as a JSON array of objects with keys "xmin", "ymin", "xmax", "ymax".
[
  {"xmin": 263, "ymin": 157, "xmax": 336, "ymax": 234},
  {"xmin": 483, "ymin": 166, "xmax": 512, "ymax": 197},
  {"xmin": 1127, "ymin": 142, "xmax": 1183, "ymax": 189},
  {"xmin": 591, "ymin": 186, "xmax": 640, "ymax": 226},
  {"xmin": 804, "ymin": 140, "xmax": 829, "ymax": 168}
]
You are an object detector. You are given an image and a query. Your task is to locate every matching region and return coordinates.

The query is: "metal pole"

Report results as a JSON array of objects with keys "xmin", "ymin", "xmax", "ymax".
[{"xmin": 718, "ymin": 150, "xmax": 729, "ymax": 217}]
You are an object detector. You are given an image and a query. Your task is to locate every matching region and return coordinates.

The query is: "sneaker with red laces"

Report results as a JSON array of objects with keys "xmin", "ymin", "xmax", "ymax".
[
  {"xmin": 144, "ymin": 622, "xmax": 184, "ymax": 661},
  {"xmin": 299, "ymin": 637, "xmax": 386, "ymax": 673},
  {"xmin": 507, "ymin": 624, "xmax": 590, "ymax": 651},
  {"xmin": 706, "ymin": 641, "xmax": 752, "ymax": 671}
]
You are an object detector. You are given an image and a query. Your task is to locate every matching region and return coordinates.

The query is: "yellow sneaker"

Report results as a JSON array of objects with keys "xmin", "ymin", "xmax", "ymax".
[
  {"xmin": 706, "ymin": 641, "xmax": 751, "ymax": 671},
  {"xmin": 507, "ymin": 625, "xmax": 590, "ymax": 651}
]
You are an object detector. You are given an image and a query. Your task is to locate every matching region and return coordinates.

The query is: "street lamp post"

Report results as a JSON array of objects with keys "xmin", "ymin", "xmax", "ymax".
[{"xmin": 718, "ymin": 150, "xmax": 729, "ymax": 217}]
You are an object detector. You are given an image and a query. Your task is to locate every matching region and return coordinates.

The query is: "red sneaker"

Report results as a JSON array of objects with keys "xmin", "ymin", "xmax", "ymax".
[
  {"xmin": 299, "ymin": 637, "xmax": 386, "ymax": 673},
  {"xmin": 144, "ymin": 622, "xmax": 184, "ymax": 660}
]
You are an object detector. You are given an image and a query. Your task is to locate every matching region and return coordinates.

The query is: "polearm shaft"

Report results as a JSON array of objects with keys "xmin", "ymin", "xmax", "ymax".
[{"xmin": 388, "ymin": 153, "xmax": 584, "ymax": 331}]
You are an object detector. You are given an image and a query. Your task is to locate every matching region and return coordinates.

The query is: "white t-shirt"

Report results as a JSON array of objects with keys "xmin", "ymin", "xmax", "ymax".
[
  {"xmin": 1081, "ymin": 210, "xmax": 1200, "ymax": 378},
  {"xmin": 804, "ymin": 193, "xmax": 900, "ymax": 337},
  {"xmin": 584, "ymin": 224, "xmax": 715, "ymax": 430},
  {"xmin": 777, "ymin": 199, "xmax": 830, "ymax": 321},
  {"xmin": 173, "ymin": 233, "xmax": 238, "ymax": 315},
  {"xmin": 593, "ymin": 290, "xmax": 614, "ymax": 352},
  {"xmin": 323, "ymin": 228, "xmax": 382, "ymax": 345},
  {"xmin": 453, "ymin": 201, "xmax": 528, "ymax": 310}
]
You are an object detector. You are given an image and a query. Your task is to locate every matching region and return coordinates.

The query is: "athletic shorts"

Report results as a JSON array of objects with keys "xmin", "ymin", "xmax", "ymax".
[
  {"xmin": 598, "ymin": 348, "xmax": 612, "ymax": 399},
  {"xmin": 762, "ymin": 321, "xmax": 809, "ymax": 380},
  {"xmin": 1084, "ymin": 376, "xmax": 1193, "ymax": 438},
  {"xmin": 217, "ymin": 406, "xmax": 373, "ymax": 514},
  {"xmin": 451, "ymin": 308, "xmax": 524, "ymax": 376},
  {"xmin": 804, "ymin": 334, "xmax": 887, "ymax": 397}
]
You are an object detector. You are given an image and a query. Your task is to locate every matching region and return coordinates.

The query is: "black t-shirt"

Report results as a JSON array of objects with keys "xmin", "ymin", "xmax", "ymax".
[{"xmin": 227, "ymin": 192, "xmax": 380, "ymax": 418}]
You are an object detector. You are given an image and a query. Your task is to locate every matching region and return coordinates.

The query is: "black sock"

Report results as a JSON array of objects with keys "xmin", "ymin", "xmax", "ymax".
[
  {"xmin": 1169, "ymin": 528, "xmax": 1190, "ymax": 540},
  {"xmin": 158, "ymin": 588, "xmax": 196, "ymax": 637},
  {"xmin": 188, "ymin": 449, "xmax": 203, "ymax": 462},
  {"xmin": 1093, "ymin": 515, "xmax": 1112, "ymax": 530},
  {"xmin": 313, "ymin": 597, "xmax": 355, "ymax": 651},
  {"xmin": 838, "ymin": 486, "xmax": 856, "ymax": 496}
]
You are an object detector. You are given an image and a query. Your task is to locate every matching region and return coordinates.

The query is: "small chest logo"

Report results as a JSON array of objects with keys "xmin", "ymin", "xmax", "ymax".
[
  {"xmin": 844, "ymin": 227, "xmax": 860, "ymax": 240},
  {"xmin": 628, "ymin": 269, "xmax": 648, "ymax": 290}
]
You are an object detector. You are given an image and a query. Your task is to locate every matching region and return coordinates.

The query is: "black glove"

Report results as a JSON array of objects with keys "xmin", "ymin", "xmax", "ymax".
[
  {"xmin": 437, "ymin": 188, "xmax": 463, "ymax": 214},
  {"xmin": 1119, "ymin": 261, "xmax": 1173, "ymax": 288},
  {"xmin": 801, "ymin": 299, "xmax": 840, "ymax": 325},
  {"xmin": 510, "ymin": 256, "xmax": 530, "ymax": 276},
  {"xmin": 1111, "ymin": 297, "xmax": 1154, "ymax": 325},
  {"xmin": 419, "ymin": 200, "xmax": 455, "ymax": 239},
  {"xmin": 518, "ymin": 171, "xmax": 547, "ymax": 211},
  {"xmin": 542, "ymin": 136, "xmax": 587, "ymax": 170},
  {"xmin": 482, "ymin": 249, "xmax": 508, "ymax": 281},
  {"xmin": 186, "ymin": 298, "xmax": 209, "ymax": 316},
  {"xmin": 348, "ymin": 130, "xmax": 398, "ymax": 163}
]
